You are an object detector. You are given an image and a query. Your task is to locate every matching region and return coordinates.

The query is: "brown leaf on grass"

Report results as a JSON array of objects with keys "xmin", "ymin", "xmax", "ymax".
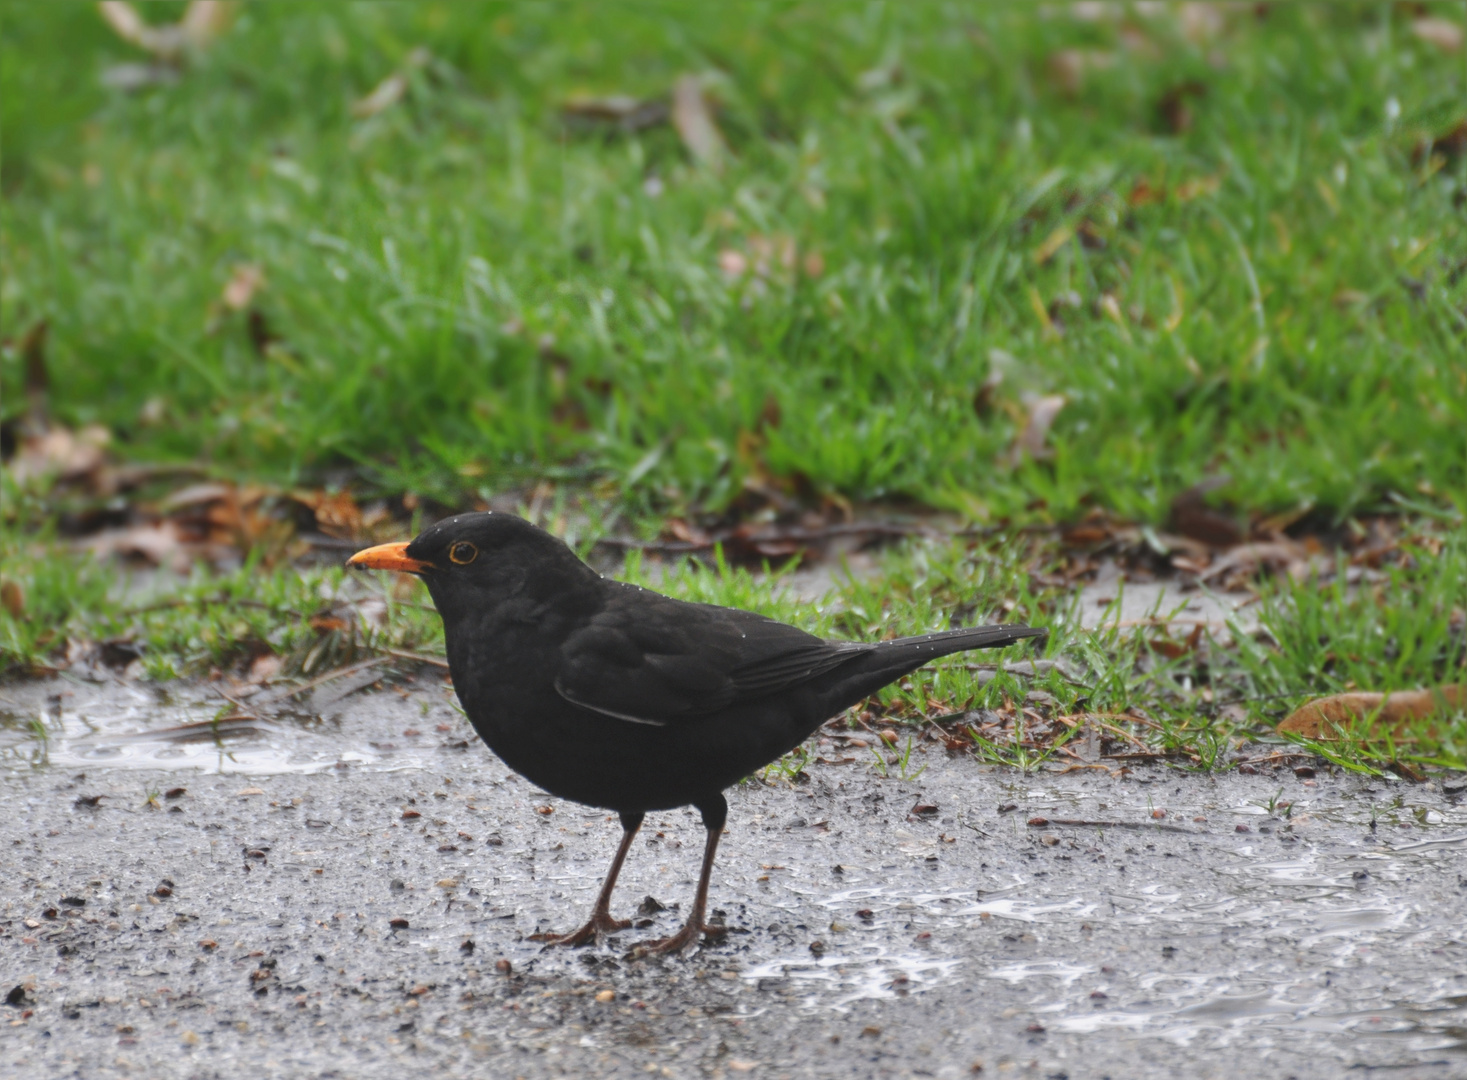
[
  {"xmin": 1157, "ymin": 81, "xmax": 1207, "ymax": 135},
  {"xmin": 291, "ymin": 490, "xmax": 362, "ymax": 539},
  {"xmin": 671, "ymin": 74, "xmax": 726, "ymax": 170},
  {"xmin": 1128, "ymin": 177, "xmax": 1163, "ymax": 207},
  {"xmin": 1047, "ymin": 49, "xmax": 1115, "ymax": 96},
  {"xmin": 1127, "ymin": 173, "xmax": 1222, "ymax": 206},
  {"xmin": 1, "ymin": 580, "xmax": 24, "ymax": 619},
  {"xmin": 10, "ymin": 426, "xmax": 112, "ymax": 487},
  {"xmin": 1009, "ymin": 395, "xmax": 1067, "ymax": 466},
  {"xmin": 972, "ymin": 370, "xmax": 1003, "ymax": 418},
  {"xmin": 1032, "ymin": 224, "xmax": 1074, "ymax": 265},
  {"xmin": 1411, "ymin": 16, "xmax": 1463, "ymax": 53},
  {"xmin": 1177, "ymin": 2, "xmax": 1226, "ymax": 43},
  {"xmin": 81, "ymin": 522, "xmax": 188, "ymax": 571},
  {"xmin": 718, "ymin": 234, "xmax": 820, "ymax": 292},
  {"xmin": 97, "ymin": 1, "xmax": 234, "ymax": 61},
  {"xmin": 353, "ymin": 73, "xmax": 408, "ymax": 119},
  {"xmin": 561, "ymin": 94, "xmax": 669, "ymax": 133},
  {"xmin": 351, "ymin": 48, "xmax": 431, "ymax": 119},
  {"xmin": 1278, "ymin": 685, "xmax": 1465, "ymax": 740},
  {"xmin": 1173, "ymin": 174, "xmax": 1222, "ymax": 201},
  {"xmin": 1415, "ymin": 119, "xmax": 1467, "ymax": 167},
  {"xmin": 1168, "ymin": 477, "xmax": 1241, "ymax": 548},
  {"xmin": 221, "ymin": 264, "xmax": 265, "ymax": 311},
  {"xmin": 21, "ymin": 319, "xmax": 49, "ymax": 433}
]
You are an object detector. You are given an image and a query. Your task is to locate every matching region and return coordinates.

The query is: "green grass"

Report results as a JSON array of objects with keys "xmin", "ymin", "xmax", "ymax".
[
  {"xmin": 3, "ymin": 4, "xmax": 1465, "ymax": 776},
  {"xmin": 4, "ymin": 2, "xmax": 1465, "ymax": 522},
  {"xmin": 5, "ymin": 520, "xmax": 1462, "ymax": 771}
]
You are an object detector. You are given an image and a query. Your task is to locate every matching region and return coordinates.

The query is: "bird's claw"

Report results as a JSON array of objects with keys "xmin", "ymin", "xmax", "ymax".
[
  {"xmin": 535, "ymin": 911, "xmax": 631, "ymax": 947},
  {"xmin": 627, "ymin": 922, "xmax": 727, "ymax": 958}
]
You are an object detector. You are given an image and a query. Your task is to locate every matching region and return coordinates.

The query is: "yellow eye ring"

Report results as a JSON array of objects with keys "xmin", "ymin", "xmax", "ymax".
[{"xmin": 449, "ymin": 541, "xmax": 478, "ymax": 565}]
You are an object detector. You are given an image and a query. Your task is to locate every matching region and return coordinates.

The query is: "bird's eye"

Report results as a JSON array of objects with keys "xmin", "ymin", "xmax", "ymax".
[{"xmin": 449, "ymin": 541, "xmax": 478, "ymax": 565}]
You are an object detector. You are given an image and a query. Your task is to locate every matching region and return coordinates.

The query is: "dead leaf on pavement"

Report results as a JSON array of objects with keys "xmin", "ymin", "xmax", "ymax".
[
  {"xmin": 1279, "ymin": 685, "xmax": 1465, "ymax": 740},
  {"xmin": 672, "ymin": 74, "xmax": 726, "ymax": 170}
]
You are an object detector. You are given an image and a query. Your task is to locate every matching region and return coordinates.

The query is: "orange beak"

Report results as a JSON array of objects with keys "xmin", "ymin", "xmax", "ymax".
[{"xmin": 347, "ymin": 541, "xmax": 434, "ymax": 574}]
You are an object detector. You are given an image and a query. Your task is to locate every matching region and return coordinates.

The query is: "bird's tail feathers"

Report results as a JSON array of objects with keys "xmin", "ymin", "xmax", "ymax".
[{"xmin": 878, "ymin": 623, "xmax": 1047, "ymax": 659}]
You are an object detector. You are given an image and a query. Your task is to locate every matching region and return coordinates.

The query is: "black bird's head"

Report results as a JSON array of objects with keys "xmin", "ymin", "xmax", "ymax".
[{"xmin": 347, "ymin": 512, "xmax": 597, "ymax": 621}]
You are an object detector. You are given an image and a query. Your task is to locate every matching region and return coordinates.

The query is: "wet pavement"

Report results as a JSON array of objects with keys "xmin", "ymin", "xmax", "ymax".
[{"xmin": 2, "ymin": 677, "xmax": 1465, "ymax": 1079}]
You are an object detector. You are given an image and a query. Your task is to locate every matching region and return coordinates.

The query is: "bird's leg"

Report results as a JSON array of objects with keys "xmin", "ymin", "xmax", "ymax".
[
  {"xmin": 631, "ymin": 795, "xmax": 729, "ymax": 956},
  {"xmin": 540, "ymin": 811, "xmax": 644, "ymax": 947}
]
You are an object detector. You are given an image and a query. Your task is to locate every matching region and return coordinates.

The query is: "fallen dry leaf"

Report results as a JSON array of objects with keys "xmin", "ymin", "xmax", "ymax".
[
  {"xmin": 221, "ymin": 264, "xmax": 265, "ymax": 311},
  {"xmin": 1197, "ymin": 539, "xmax": 1306, "ymax": 584},
  {"xmin": 1, "ymin": 580, "xmax": 24, "ymax": 619},
  {"xmin": 1173, "ymin": 173, "xmax": 1222, "ymax": 201},
  {"xmin": 1157, "ymin": 81, "xmax": 1207, "ymax": 135},
  {"xmin": 1047, "ymin": 49, "xmax": 1115, "ymax": 96},
  {"xmin": 352, "ymin": 47, "xmax": 431, "ymax": 118},
  {"xmin": 247, "ymin": 653, "xmax": 282, "ymax": 684},
  {"xmin": 561, "ymin": 94, "xmax": 669, "ymax": 133},
  {"xmin": 1009, "ymin": 394, "xmax": 1067, "ymax": 465},
  {"xmin": 671, "ymin": 74, "xmax": 726, "ymax": 170},
  {"xmin": 1033, "ymin": 224, "xmax": 1074, "ymax": 265},
  {"xmin": 21, "ymin": 319, "xmax": 49, "ymax": 430},
  {"xmin": 1278, "ymin": 685, "xmax": 1465, "ymax": 740},
  {"xmin": 292, "ymin": 489, "xmax": 363, "ymax": 538},
  {"xmin": 10, "ymin": 425, "xmax": 111, "ymax": 487},
  {"xmin": 1411, "ymin": 16, "xmax": 1463, "ymax": 53},
  {"xmin": 97, "ymin": 1, "xmax": 234, "ymax": 61},
  {"xmin": 1168, "ymin": 477, "xmax": 1241, "ymax": 548},
  {"xmin": 1416, "ymin": 119, "xmax": 1467, "ymax": 167},
  {"xmin": 718, "ymin": 234, "xmax": 820, "ymax": 291},
  {"xmin": 1177, "ymin": 2, "xmax": 1226, "ymax": 43}
]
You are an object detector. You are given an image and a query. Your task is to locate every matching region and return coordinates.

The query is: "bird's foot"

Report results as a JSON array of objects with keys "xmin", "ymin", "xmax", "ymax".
[
  {"xmin": 533, "ymin": 911, "xmax": 631, "ymax": 947},
  {"xmin": 627, "ymin": 921, "xmax": 727, "ymax": 958}
]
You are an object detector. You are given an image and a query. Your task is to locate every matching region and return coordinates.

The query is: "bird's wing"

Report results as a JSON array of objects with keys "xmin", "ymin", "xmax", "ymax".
[{"xmin": 554, "ymin": 585, "xmax": 873, "ymax": 726}]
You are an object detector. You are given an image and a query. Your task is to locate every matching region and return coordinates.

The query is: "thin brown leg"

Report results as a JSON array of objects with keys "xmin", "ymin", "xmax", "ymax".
[
  {"xmin": 539, "ymin": 811, "xmax": 643, "ymax": 947},
  {"xmin": 631, "ymin": 795, "xmax": 729, "ymax": 957}
]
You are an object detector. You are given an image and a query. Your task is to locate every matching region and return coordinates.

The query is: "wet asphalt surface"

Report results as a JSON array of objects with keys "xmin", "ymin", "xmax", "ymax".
[{"xmin": 2, "ymin": 676, "xmax": 1466, "ymax": 1080}]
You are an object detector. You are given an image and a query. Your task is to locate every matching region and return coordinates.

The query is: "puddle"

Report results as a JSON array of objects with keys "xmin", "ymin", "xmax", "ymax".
[
  {"xmin": 0, "ymin": 684, "xmax": 444, "ymax": 775},
  {"xmin": 741, "ymin": 947, "xmax": 964, "ymax": 1010}
]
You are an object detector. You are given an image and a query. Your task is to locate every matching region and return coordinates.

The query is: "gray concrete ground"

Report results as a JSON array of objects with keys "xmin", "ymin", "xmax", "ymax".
[{"xmin": 2, "ymin": 676, "xmax": 1465, "ymax": 1080}]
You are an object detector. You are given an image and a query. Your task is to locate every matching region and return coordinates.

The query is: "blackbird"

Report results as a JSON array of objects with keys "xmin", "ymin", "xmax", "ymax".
[{"xmin": 349, "ymin": 512, "xmax": 1045, "ymax": 954}]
